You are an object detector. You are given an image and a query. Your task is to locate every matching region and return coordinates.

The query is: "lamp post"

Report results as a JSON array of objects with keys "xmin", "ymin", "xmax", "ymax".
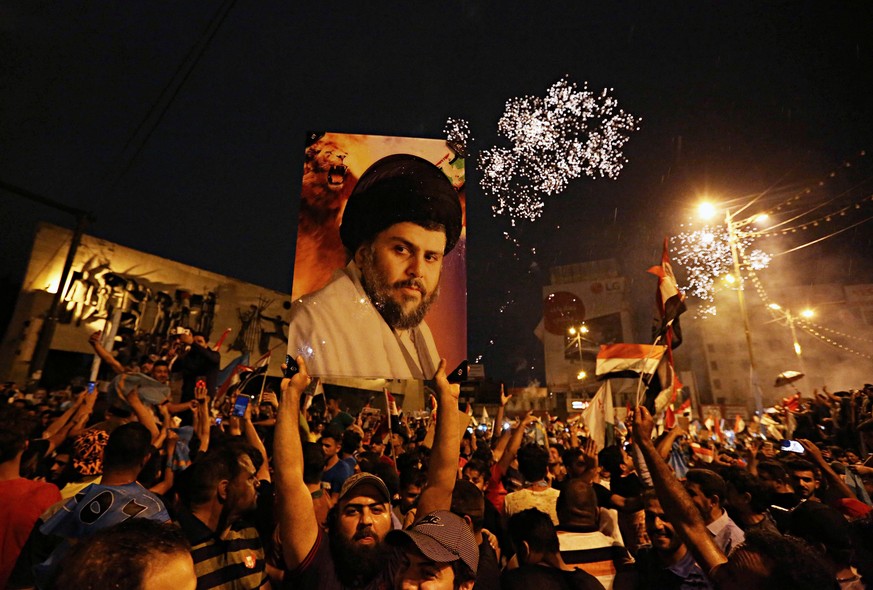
[
  {"xmin": 566, "ymin": 324, "xmax": 592, "ymax": 396},
  {"xmin": 699, "ymin": 201, "xmax": 764, "ymax": 414},
  {"xmin": 726, "ymin": 209, "xmax": 765, "ymax": 414}
]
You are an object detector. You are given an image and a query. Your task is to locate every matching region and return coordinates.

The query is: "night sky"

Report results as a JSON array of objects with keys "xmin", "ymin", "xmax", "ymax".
[{"xmin": 2, "ymin": 2, "xmax": 872, "ymax": 385}]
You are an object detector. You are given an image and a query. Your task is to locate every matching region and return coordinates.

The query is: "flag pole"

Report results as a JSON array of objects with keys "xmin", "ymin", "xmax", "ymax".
[
  {"xmin": 634, "ymin": 332, "xmax": 664, "ymax": 407},
  {"xmin": 384, "ymin": 387, "xmax": 395, "ymax": 463}
]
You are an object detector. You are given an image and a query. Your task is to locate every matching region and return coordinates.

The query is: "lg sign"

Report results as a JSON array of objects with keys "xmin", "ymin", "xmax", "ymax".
[{"xmin": 591, "ymin": 281, "xmax": 623, "ymax": 294}]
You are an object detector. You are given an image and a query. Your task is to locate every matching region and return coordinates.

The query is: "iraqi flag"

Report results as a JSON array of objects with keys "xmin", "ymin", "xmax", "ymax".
[
  {"xmin": 596, "ymin": 343, "xmax": 667, "ymax": 379},
  {"xmin": 648, "ymin": 238, "xmax": 687, "ymax": 348},
  {"xmin": 665, "ymin": 404, "xmax": 676, "ymax": 430},
  {"xmin": 384, "ymin": 389, "xmax": 400, "ymax": 417}
]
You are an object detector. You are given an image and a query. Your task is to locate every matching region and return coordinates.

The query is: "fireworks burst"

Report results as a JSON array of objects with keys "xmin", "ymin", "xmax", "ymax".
[
  {"xmin": 479, "ymin": 76, "xmax": 639, "ymax": 222},
  {"xmin": 444, "ymin": 118, "xmax": 472, "ymax": 158},
  {"xmin": 671, "ymin": 225, "xmax": 771, "ymax": 315}
]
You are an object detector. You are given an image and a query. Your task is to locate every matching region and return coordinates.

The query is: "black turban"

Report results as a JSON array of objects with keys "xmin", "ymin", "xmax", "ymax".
[{"xmin": 340, "ymin": 154, "xmax": 462, "ymax": 255}]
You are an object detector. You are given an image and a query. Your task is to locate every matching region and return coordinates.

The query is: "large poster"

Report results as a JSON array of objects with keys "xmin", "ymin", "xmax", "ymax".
[{"xmin": 289, "ymin": 132, "xmax": 467, "ymax": 380}]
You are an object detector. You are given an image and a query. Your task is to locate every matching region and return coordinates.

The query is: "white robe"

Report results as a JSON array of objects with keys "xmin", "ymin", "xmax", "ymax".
[{"xmin": 287, "ymin": 262, "xmax": 440, "ymax": 380}]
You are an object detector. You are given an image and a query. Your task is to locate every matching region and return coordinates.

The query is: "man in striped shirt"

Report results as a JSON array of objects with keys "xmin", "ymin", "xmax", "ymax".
[{"xmin": 176, "ymin": 441, "xmax": 269, "ymax": 589}]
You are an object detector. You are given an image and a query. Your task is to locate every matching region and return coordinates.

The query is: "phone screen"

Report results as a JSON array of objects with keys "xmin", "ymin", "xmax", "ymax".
[
  {"xmin": 283, "ymin": 354, "xmax": 300, "ymax": 379},
  {"xmin": 232, "ymin": 395, "xmax": 251, "ymax": 418},
  {"xmin": 448, "ymin": 360, "xmax": 468, "ymax": 384},
  {"xmin": 87, "ymin": 381, "xmax": 97, "ymax": 395}
]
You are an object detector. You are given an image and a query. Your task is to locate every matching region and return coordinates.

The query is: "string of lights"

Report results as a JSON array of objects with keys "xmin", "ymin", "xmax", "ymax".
[
  {"xmin": 756, "ymin": 149, "xmax": 868, "ymax": 220},
  {"xmin": 754, "ymin": 191, "xmax": 873, "ymax": 238},
  {"xmin": 795, "ymin": 323, "xmax": 873, "ymax": 361},
  {"xmin": 798, "ymin": 320, "xmax": 873, "ymax": 345}
]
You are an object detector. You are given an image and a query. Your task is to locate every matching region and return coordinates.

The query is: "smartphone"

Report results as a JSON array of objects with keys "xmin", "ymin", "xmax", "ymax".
[
  {"xmin": 232, "ymin": 395, "xmax": 251, "ymax": 418},
  {"xmin": 215, "ymin": 417, "xmax": 223, "ymax": 426},
  {"xmin": 283, "ymin": 354, "xmax": 300, "ymax": 379},
  {"xmin": 448, "ymin": 360, "xmax": 468, "ymax": 384},
  {"xmin": 196, "ymin": 379, "xmax": 206, "ymax": 389},
  {"xmin": 780, "ymin": 439, "xmax": 805, "ymax": 454},
  {"xmin": 87, "ymin": 381, "xmax": 97, "ymax": 395}
]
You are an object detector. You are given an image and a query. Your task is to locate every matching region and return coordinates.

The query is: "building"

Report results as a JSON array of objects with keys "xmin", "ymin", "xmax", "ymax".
[
  {"xmin": 1, "ymin": 223, "xmax": 293, "ymax": 388},
  {"xmin": 539, "ymin": 259, "xmax": 635, "ymax": 413},
  {"xmin": 698, "ymin": 281, "xmax": 873, "ymax": 410}
]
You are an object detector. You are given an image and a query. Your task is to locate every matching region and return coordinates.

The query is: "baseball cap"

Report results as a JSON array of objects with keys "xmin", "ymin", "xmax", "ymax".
[
  {"xmin": 386, "ymin": 510, "xmax": 479, "ymax": 574},
  {"xmin": 338, "ymin": 472, "xmax": 391, "ymax": 505}
]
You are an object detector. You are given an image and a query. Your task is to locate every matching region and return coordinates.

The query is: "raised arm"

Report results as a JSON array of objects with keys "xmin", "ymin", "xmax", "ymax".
[
  {"xmin": 416, "ymin": 359, "xmax": 462, "ymax": 517},
  {"xmin": 275, "ymin": 356, "xmax": 317, "ymax": 570},
  {"xmin": 492, "ymin": 385, "xmax": 510, "ymax": 445},
  {"xmin": 88, "ymin": 331, "xmax": 125, "ymax": 375},
  {"xmin": 242, "ymin": 402, "xmax": 271, "ymax": 483},
  {"xmin": 632, "ymin": 406, "xmax": 727, "ymax": 575},
  {"xmin": 498, "ymin": 411, "xmax": 537, "ymax": 473},
  {"xmin": 797, "ymin": 438, "xmax": 856, "ymax": 501},
  {"xmin": 656, "ymin": 425, "xmax": 687, "ymax": 461},
  {"xmin": 125, "ymin": 388, "xmax": 160, "ymax": 443}
]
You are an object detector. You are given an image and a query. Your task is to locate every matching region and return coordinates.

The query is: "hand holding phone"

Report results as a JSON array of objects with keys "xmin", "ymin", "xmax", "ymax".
[{"xmin": 232, "ymin": 395, "xmax": 251, "ymax": 418}]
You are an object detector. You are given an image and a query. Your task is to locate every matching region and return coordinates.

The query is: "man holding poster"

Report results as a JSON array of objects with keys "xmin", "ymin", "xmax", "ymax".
[{"xmin": 288, "ymin": 153, "xmax": 463, "ymax": 380}]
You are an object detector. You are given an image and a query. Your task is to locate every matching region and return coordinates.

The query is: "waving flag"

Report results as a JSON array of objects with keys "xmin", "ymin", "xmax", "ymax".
[
  {"xmin": 648, "ymin": 238, "xmax": 687, "ymax": 349},
  {"xmin": 581, "ymin": 381, "xmax": 615, "ymax": 449},
  {"xmin": 596, "ymin": 343, "xmax": 666, "ymax": 378}
]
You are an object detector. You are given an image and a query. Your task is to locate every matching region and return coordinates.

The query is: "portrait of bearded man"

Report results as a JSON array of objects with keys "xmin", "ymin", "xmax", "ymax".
[{"xmin": 287, "ymin": 153, "xmax": 463, "ymax": 380}]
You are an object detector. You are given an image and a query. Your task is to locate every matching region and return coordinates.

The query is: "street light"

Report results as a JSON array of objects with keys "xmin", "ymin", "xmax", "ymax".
[{"xmin": 768, "ymin": 303, "xmax": 807, "ymax": 376}]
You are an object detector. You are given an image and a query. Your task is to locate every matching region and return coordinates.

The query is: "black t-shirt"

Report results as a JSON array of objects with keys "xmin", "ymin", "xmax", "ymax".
[
  {"xmin": 501, "ymin": 564, "xmax": 604, "ymax": 590},
  {"xmin": 474, "ymin": 537, "xmax": 501, "ymax": 590},
  {"xmin": 282, "ymin": 528, "xmax": 398, "ymax": 590}
]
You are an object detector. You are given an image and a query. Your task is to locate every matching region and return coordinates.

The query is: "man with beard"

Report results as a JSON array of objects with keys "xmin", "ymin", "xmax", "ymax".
[
  {"xmin": 175, "ymin": 441, "xmax": 269, "ymax": 589},
  {"xmin": 635, "ymin": 491, "xmax": 713, "ymax": 589},
  {"xmin": 287, "ymin": 153, "xmax": 463, "ymax": 380},
  {"xmin": 275, "ymin": 356, "xmax": 465, "ymax": 589}
]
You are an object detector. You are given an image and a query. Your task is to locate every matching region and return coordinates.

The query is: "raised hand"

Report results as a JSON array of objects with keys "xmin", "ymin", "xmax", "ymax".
[
  {"xmin": 631, "ymin": 405, "xmax": 655, "ymax": 443},
  {"xmin": 500, "ymin": 384, "xmax": 512, "ymax": 407}
]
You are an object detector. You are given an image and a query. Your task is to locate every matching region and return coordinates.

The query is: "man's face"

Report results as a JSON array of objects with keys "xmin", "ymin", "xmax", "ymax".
[
  {"xmin": 336, "ymin": 485, "xmax": 393, "ymax": 546},
  {"xmin": 227, "ymin": 455, "xmax": 259, "ymax": 515},
  {"xmin": 462, "ymin": 468, "xmax": 486, "ymax": 492},
  {"xmin": 370, "ymin": 439, "xmax": 385, "ymax": 456},
  {"xmin": 548, "ymin": 447, "xmax": 562, "ymax": 465},
  {"xmin": 396, "ymin": 549, "xmax": 470, "ymax": 590},
  {"xmin": 151, "ymin": 365, "xmax": 169, "ymax": 384},
  {"xmin": 645, "ymin": 499, "xmax": 683, "ymax": 555},
  {"xmin": 356, "ymin": 222, "xmax": 446, "ymax": 330},
  {"xmin": 790, "ymin": 469, "xmax": 818, "ymax": 499},
  {"xmin": 50, "ymin": 453, "xmax": 70, "ymax": 480},
  {"xmin": 322, "ymin": 437, "xmax": 340, "ymax": 460},
  {"xmin": 399, "ymin": 484, "xmax": 422, "ymax": 513},
  {"xmin": 193, "ymin": 335, "xmax": 207, "ymax": 348},
  {"xmin": 684, "ymin": 482, "xmax": 717, "ymax": 521}
]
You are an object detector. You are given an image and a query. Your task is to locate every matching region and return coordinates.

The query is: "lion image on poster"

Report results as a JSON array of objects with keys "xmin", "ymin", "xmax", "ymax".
[{"xmin": 292, "ymin": 134, "xmax": 357, "ymax": 300}]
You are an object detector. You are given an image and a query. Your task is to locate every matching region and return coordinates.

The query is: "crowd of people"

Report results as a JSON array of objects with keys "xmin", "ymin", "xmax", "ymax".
[{"xmin": 2, "ymin": 332, "xmax": 873, "ymax": 589}]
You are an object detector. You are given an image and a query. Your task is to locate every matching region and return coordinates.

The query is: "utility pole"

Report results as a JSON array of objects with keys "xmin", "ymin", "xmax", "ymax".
[{"xmin": 0, "ymin": 180, "xmax": 93, "ymax": 385}]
